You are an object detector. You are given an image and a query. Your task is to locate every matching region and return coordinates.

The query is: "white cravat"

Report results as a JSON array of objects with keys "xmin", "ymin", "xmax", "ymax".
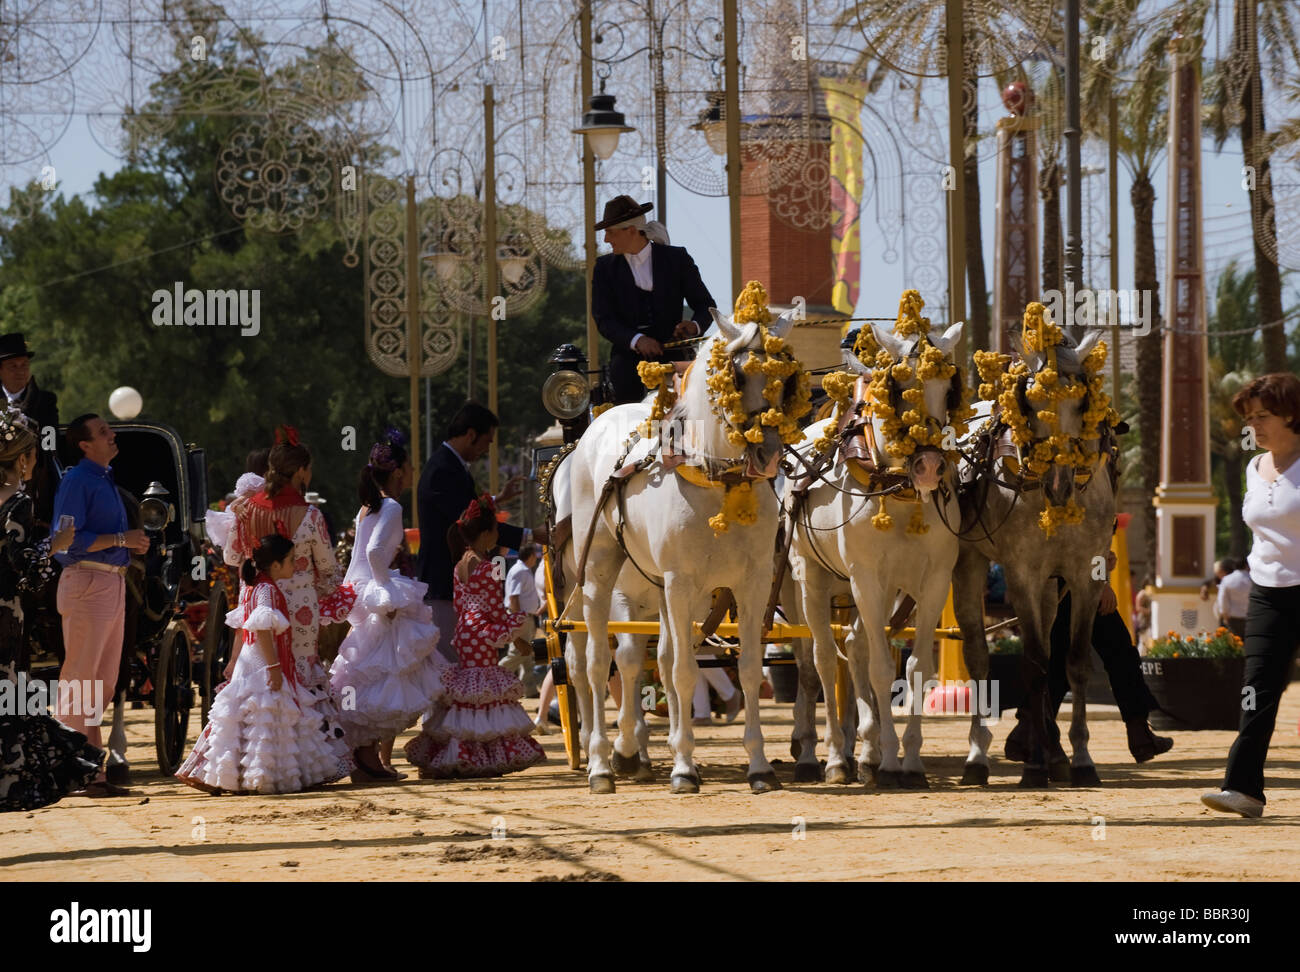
[
  {"xmin": 3, "ymin": 385, "xmax": 21, "ymax": 404},
  {"xmin": 625, "ymin": 242, "xmax": 653, "ymax": 291}
]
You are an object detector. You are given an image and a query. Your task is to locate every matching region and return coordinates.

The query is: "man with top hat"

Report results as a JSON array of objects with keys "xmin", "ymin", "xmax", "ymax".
[
  {"xmin": 591, "ymin": 195, "xmax": 716, "ymax": 405},
  {"xmin": 0, "ymin": 333, "xmax": 58, "ymax": 524}
]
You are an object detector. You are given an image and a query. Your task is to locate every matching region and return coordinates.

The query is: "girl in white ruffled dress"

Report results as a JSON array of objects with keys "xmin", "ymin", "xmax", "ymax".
[
  {"xmin": 176, "ymin": 534, "xmax": 354, "ymax": 794},
  {"xmin": 329, "ymin": 431, "xmax": 445, "ymax": 781}
]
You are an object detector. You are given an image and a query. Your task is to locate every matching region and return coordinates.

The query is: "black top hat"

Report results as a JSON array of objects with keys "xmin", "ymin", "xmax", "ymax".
[
  {"xmin": 0, "ymin": 333, "xmax": 35, "ymax": 362},
  {"xmin": 594, "ymin": 195, "xmax": 653, "ymax": 231}
]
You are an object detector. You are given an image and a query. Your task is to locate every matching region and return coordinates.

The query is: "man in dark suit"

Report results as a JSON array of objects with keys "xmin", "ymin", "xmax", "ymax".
[
  {"xmin": 417, "ymin": 401, "xmax": 546, "ymax": 663},
  {"xmin": 0, "ymin": 333, "xmax": 58, "ymax": 524},
  {"xmin": 591, "ymin": 195, "xmax": 717, "ymax": 404}
]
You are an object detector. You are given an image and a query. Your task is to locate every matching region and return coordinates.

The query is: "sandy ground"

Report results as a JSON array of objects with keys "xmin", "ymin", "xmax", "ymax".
[{"xmin": 4, "ymin": 690, "xmax": 1299, "ymax": 882}]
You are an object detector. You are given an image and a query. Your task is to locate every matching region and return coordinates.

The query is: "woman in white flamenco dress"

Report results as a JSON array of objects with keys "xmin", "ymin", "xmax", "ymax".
[{"xmin": 329, "ymin": 431, "xmax": 445, "ymax": 780}]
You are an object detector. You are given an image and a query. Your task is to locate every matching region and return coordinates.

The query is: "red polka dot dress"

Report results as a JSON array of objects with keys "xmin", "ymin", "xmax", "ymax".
[{"xmin": 404, "ymin": 556, "xmax": 545, "ymax": 777}]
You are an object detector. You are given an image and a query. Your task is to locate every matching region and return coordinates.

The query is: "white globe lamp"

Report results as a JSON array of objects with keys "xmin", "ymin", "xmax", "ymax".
[{"xmin": 109, "ymin": 386, "xmax": 143, "ymax": 420}]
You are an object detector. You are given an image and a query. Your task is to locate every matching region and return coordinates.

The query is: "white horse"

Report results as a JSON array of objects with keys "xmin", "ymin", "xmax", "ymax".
[
  {"xmin": 566, "ymin": 310, "xmax": 796, "ymax": 794},
  {"xmin": 784, "ymin": 321, "xmax": 964, "ymax": 788},
  {"xmin": 549, "ymin": 435, "xmax": 661, "ymax": 780}
]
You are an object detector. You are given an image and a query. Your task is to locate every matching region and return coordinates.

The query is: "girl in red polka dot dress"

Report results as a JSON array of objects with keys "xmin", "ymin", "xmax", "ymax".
[{"xmin": 405, "ymin": 495, "xmax": 544, "ymax": 778}]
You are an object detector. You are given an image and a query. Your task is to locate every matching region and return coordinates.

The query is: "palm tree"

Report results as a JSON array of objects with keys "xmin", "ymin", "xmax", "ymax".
[{"xmin": 1207, "ymin": 262, "xmax": 1263, "ymax": 560}]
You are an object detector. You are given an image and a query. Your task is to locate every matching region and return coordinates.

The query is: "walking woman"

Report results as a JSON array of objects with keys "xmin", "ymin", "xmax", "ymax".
[{"xmin": 1202, "ymin": 373, "xmax": 1300, "ymax": 818}]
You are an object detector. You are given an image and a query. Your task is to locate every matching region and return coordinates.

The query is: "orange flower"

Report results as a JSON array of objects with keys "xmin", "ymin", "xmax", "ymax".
[
  {"xmin": 1167, "ymin": 630, "xmax": 1177, "ymax": 638},
  {"xmin": 1172, "ymin": 652, "xmax": 1180, "ymax": 658}
]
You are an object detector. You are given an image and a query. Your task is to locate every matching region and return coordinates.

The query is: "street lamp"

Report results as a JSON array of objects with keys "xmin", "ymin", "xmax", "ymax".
[
  {"xmin": 691, "ymin": 90, "xmax": 729, "ymax": 157},
  {"xmin": 572, "ymin": 81, "xmax": 635, "ymax": 161}
]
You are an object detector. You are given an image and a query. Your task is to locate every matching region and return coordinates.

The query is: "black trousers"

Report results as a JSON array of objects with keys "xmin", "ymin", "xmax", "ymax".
[
  {"xmin": 1016, "ymin": 591, "xmax": 1158, "ymax": 728},
  {"xmin": 1223, "ymin": 582, "xmax": 1300, "ymax": 803},
  {"xmin": 608, "ymin": 350, "xmax": 651, "ymax": 405}
]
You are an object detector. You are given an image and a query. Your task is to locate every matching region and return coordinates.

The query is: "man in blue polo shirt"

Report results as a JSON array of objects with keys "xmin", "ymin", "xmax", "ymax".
[{"xmin": 52, "ymin": 414, "xmax": 149, "ymax": 796}]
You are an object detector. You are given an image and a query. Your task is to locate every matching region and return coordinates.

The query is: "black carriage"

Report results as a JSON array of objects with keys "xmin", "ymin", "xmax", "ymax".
[{"xmin": 25, "ymin": 421, "xmax": 223, "ymax": 776}]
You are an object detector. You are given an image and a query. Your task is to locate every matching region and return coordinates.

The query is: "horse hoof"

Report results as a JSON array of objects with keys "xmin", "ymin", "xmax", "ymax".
[
  {"xmin": 858, "ymin": 763, "xmax": 879, "ymax": 787},
  {"xmin": 748, "ymin": 771, "xmax": 783, "ymax": 794},
  {"xmin": 105, "ymin": 763, "xmax": 131, "ymax": 786},
  {"xmin": 633, "ymin": 762, "xmax": 655, "ymax": 783},
  {"xmin": 670, "ymin": 773, "xmax": 700, "ymax": 794},
  {"xmin": 1070, "ymin": 765, "xmax": 1102, "ymax": 787},
  {"xmin": 589, "ymin": 774, "xmax": 615, "ymax": 794},
  {"xmin": 901, "ymin": 771, "xmax": 929, "ymax": 790},
  {"xmin": 610, "ymin": 750, "xmax": 640, "ymax": 778},
  {"xmin": 1049, "ymin": 758, "xmax": 1072, "ymax": 783},
  {"xmin": 793, "ymin": 762, "xmax": 823, "ymax": 784},
  {"xmin": 876, "ymin": 769, "xmax": 903, "ymax": 789},
  {"xmin": 1019, "ymin": 767, "xmax": 1051, "ymax": 788},
  {"xmin": 825, "ymin": 764, "xmax": 851, "ymax": 786},
  {"xmin": 959, "ymin": 763, "xmax": 990, "ymax": 786}
]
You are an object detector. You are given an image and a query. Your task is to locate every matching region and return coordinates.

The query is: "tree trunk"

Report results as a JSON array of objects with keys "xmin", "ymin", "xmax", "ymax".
[
  {"xmin": 1223, "ymin": 448, "xmax": 1249, "ymax": 560},
  {"xmin": 1132, "ymin": 171, "xmax": 1163, "ymax": 579},
  {"xmin": 1039, "ymin": 156, "xmax": 1062, "ymax": 299},
  {"xmin": 1238, "ymin": 0, "xmax": 1287, "ymax": 371},
  {"xmin": 963, "ymin": 63, "xmax": 989, "ymax": 352}
]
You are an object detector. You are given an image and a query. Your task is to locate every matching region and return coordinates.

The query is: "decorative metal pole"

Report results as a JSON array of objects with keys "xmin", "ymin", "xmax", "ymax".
[
  {"xmin": 724, "ymin": 0, "xmax": 742, "ymax": 300},
  {"xmin": 1149, "ymin": 34, "xmax": 1217, "ymax": 639},
  {"xmin": 1063, "ymin": 0, "xmax": 1084, "ymax": 340},
  {"xmin": 1108, "ymin": 88, "xmax": 1120, "ymax": 404},
  {"xmin": 405, "ymin": 174, "xmax": 421, "ymax": 527},
  {"xmin": 944, "ymin": 0, "xmax": 966, "ymax": 341},
  {"xmin": 992, "ymin": 82, "xmax": 1039, "ymax": 353},
  {"xmin": 483, "ymin": 82, "xmax": 500, "ymax": 495},
  {"xmin": 581, "ymin": 1, "xmax": 600, "ymax": 380}
]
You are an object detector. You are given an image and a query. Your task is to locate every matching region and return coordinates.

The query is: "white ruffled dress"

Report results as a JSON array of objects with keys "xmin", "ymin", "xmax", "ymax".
[
  {"xmin": 328, "ymin": 498, "xmax": 445, "ymax": 747},
  {"xmin": 175, "ymin": 580, "xmax": 354, "ymax": 794}
]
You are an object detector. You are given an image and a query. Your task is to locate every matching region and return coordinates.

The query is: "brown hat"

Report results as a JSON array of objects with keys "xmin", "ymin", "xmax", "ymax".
[{"xmin": 594, "ymin": 195, "xmax": 653, "ymax": 231}]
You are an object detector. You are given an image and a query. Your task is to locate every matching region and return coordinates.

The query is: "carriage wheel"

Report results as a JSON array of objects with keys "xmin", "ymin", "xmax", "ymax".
[
  {"xmin": 154, "ymin": 624, "xmax": 194, "ymax": 774},
  {"xmin": 200, "ymin": 585, "xmax": 234, "ymax": 727},
  {"xmin": 542, "ymin": 550, "xmax": 582, "ymax": 770}
]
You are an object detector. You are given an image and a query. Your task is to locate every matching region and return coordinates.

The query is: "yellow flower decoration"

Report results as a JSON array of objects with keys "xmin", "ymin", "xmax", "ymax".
[
  {"xmin": 637, "ymin": 360, "xmax": 678, "ymax": 437},
  {"xmin": 906, "ymin": 505, "xmax": 929, "ymax": 535},
  {"xmin": 708, "ymin": 481, "xmax": 759, "ymax": 535},
  {"xmin": 734, "ymin": 280, "xmax": 773, "ymax": 325}
]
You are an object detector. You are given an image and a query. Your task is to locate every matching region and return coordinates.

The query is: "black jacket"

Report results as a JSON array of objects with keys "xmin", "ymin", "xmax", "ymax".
[
  {"xmin": 591, "ymin": 243, "xmax": 715, "ymax": 353},
  {"xmin": 416, "ymin": 443, "xmax": 524, "ymax": 601},
  {"xmin": 9, "ymin": 378, "xmax": 58, "ymax": 524}
]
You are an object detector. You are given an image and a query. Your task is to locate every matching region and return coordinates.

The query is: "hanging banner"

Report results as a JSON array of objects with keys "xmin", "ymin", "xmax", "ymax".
[{"xmin": 819, "ymin": 77, "xmax": 868, "ymax": 318}]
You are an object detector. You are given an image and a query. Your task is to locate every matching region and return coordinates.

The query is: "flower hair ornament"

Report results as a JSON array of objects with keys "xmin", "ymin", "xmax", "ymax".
[
  {"xmin": 458, "ymin": 493, "xmax": 496, "ymax": 526},
  {"xmin": 273, "ymin": 424, "xmax": 300, "ymax": 447},
  {"xmin": 0, "ymin": 406, "xmax": 35, "ymax": 444},
  {"xmin": 367, "ymin": 426, "xmax": 407, "ymax": 472}
]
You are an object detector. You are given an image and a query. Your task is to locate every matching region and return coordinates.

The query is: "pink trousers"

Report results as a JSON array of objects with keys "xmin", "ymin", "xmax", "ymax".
[{"xmin": 57, "ymin": 566, "xmax": 125, "ymax": 753}]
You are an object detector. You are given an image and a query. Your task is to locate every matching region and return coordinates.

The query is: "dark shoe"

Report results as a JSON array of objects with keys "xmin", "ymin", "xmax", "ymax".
[
  {"xmin": 1127, "ymin": 719, "xmax": 1174, "ymax": 763},
  {"xmin": 73, "ymin": 781, "xmax": 133, "ymax": 798}
]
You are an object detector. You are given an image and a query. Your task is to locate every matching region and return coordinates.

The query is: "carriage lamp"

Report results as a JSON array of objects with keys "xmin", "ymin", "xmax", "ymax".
[
  {"xmin": 543, "ymin": 344, "xmax": 591, "ymax": 443},
  {"xmin": 140, "ymin": 481, "xmax": 175, "ymax": 533},
  {"xmin": 690, "ymin": 91, "xmax": 729, "ymax": 158},
  {"xmin": 573, "ymin": 81, "xmax": 635, "ymax": 161}
]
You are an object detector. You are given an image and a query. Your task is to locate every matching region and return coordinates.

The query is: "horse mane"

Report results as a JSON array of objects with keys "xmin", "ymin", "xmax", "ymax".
[{"xmin": 673, "ymin": 337, "xmax": 741, "ymax": 463}]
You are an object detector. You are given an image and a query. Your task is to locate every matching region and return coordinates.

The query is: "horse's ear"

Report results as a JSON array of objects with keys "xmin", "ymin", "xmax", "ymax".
[
  {"xmin": 1076, "ymin": 329, "xmax": 1102, "ymax": 359},
  {"xmin": 870, "ymin": 322, "xmax": 906, "ymax": 359},
  {"xmin": 933, "ymin": 321, "xmax": 964, "ymax": 356},
  {"xmin": 710, "ymin": 307, "xmax": 740, "ymax": 343},
  {"xmin": 842, "ymin": 351, "xmax": 872, "ymax": 375},
  {"xmin": 769, "ymin": 310, "xmax": 795, "ymax": 340}
]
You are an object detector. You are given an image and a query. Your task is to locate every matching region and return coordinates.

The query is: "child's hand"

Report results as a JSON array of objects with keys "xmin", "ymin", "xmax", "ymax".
[{"xmin": 266, "ymin": 665, "xmax": 283, "ymax": 691}]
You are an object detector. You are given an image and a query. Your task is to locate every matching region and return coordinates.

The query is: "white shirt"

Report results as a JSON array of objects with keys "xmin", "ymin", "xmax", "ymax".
[
  {"xmin": 505, "ymin": 559, "xmax": 541, "ymax": 615},
  {"xmin": 625, "ymin": 241, "xmax": 653, "ymax": 291},
  {"xmin": 1216, "ymin": 568, "xmax": 1252, "ymax": 620},
  {"xmin": 533, "ymin": 560, "xmax": 546, "ymax": 607},
  {"xmin": 3, "ymin": 384, "xmax": 21, "ymax": 403},
  {"xmin": 1243, "ymin": 453, "xmax": 1300, "ymax": 587}
]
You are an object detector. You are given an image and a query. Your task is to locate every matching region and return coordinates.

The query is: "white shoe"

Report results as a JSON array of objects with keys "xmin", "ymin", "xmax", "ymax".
[
  {"xmin": 1200, "ymin": 790, "xmax": 1264, "ymax": 818},
  {"xmin": 532, "ymin": 715, "xmax": 549, "ymax": 735}
]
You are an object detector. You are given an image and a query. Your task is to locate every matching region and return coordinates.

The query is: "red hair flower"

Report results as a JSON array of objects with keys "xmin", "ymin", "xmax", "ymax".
[{"xmin": 274, "ymin": 424, "xmax": 300, "ymax": 447}]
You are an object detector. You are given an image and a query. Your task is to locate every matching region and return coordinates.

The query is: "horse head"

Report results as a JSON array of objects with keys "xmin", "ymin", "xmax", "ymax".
[
  {"xmin": 689, "ymin": 307, "xmax": 799, "ymax": 479},
  {"xmin": 850, "ymin": 319, "xmax": 965, "ymax": 496}
]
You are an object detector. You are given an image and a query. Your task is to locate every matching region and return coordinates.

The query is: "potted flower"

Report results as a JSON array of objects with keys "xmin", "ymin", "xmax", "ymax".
[{"xmin": 1142, "ymin": 628, "xmax": 1246, "ymax": 731}]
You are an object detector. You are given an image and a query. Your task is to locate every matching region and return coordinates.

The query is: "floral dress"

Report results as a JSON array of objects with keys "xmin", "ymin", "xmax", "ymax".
[
  {"xmin": 329, "ymin": 498, "xmax": 445, "ymax": 747},
  {"xmin": 175, "ymin": 576, "xmax": 354, "ymax": 794},
  {"xmin": 0, "ymin": 491, "xmax": 102, "ymax": 810},
  {"xmin": 404, "ymin": 557, "xmax": 544, "ymax": 777}
]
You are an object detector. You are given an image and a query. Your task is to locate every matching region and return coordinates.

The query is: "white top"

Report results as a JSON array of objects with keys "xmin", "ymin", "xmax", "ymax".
[
  {"xmin": 1215, "ymin": 568, "xmax": 1252, "ymax": 620},
  {"xmin": 1243, "ymin": 453, "xmax": 1300, "ymax": 588},
  {"xmin": 533, "ymin": 560, "xmax": 546, "ymax": 608},
  {"xmin": 505, "ymin": 558, "xmax": 541, "ymax": 615},
  {"xmin": 624, "ymin": 242, "xmax": 653, "ymax": 291}
]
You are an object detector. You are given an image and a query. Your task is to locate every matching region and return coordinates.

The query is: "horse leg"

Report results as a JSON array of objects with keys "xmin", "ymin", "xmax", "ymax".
[
  {"xmin": 565, "ymin": 631, "xmax": 594, "ymax": 762},
  {"xmin": 848, "ymin": 581, "xmax": 900, "ymax": 789},
  {"xmin": 662, "ymin": 576, "xmax": 702, "ymax": 793},
  {"xmin": 953, "ymin": 549, "xmax": 994, "ymax": 785},
  {"xmin": 1065, "ymin": 576, "xmax": 1103, "ymax": 787},
  {"xmin": 848, "ymin": 620, "xmax": 878, "ymax": 780},
  {"xmin": 1010, "ymin": 576, "xmax": 1054, "ymax": 787},
  {"xmin": 789, "ymin": 635, "xmax": 821, "ymax": 779},
  {"xmin": 612, "ymin": 632, "xmax": 651, "ymax": 780},
  {"xmin": 802, "ymin": 578, "xmax": 847, "ymax": 784},
  {"xmin": 898, "ymin": 585, "xmax": 946, "ymax": 789},
  {"xmin": 581, "ymin": 557, "xmax": 620, "ymax": 794},
  {"xmin": 736, "ymin": 587, "xmax": 778, "ymax": 793}
]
